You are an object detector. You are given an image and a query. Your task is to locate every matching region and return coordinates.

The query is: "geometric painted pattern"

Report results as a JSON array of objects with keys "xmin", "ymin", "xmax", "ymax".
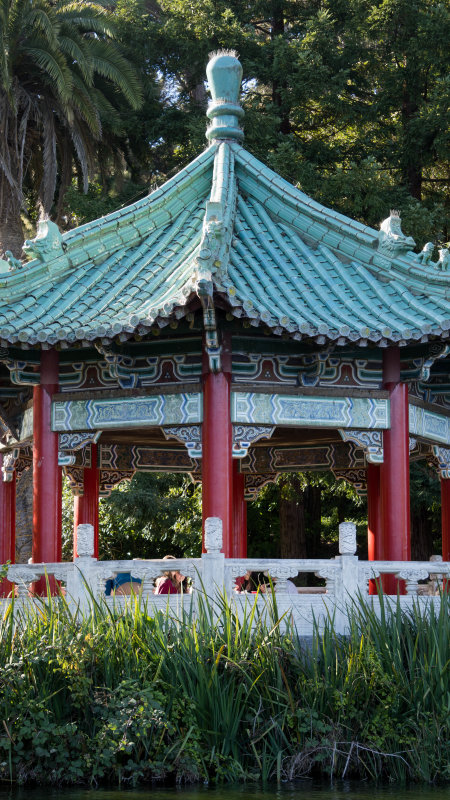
[
  {"xmin": 52, "ymin": 393, "xmax": 203, "ymax": 431},
  {"xmin": 231, "ymin": 392, "xmax": 389, "ymax": 429},
  {"xmin": 409, "ymin": 403, "xmax": 450, "ymax": 446}
]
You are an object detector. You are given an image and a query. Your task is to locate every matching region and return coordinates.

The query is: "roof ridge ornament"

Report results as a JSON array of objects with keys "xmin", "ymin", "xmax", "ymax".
[
  {"xmin": 23, "ymin": 218, "xmax": 66, "ymax": 263},
  {"xmin": 206, "ymin": 51, "xmax": 244, "ymax": 143},
  {"xmin": 378, "ymin": 210, "xmax": 416, "ymax": 257}
]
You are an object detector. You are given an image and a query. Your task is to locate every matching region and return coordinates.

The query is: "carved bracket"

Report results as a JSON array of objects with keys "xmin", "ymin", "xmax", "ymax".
[
  {"xmin": 163, "ymin": 425, "xmax": 202, "ymax": 458},
  {"xmin": 244, "ymin": 473, "xmax": 277, "ymax": 501},
  {"xmin": 412, "ymin": 343, "xmax": 450, "ymax": 381},
  {"xmin": 339, "ymin": 429, "xmax": 383, "ymax": 464},
  {"xmin": 232, "ymin": 424, "xmax": 275, "ymax": 458},
  {"xmin": 332, "ymin": 468, "xmax": 367, "ymax": 497},
  {"xmin": 428, "ymin": 445, "xmax": 450, "ymax": 479},
  {"xmin": 99, "ymin": 469, "xmax": 134, "ymax": 497},
  {"xmin": 0, "ymin": 349, "xmax": 40, "ymax": 386},
  {"xmin": 58, "ymin": 431, "xmax": 100, "ymax": 467},
  {"xmin": 59, "ymin": 431, "xmax": 101, "ymax": 452}
]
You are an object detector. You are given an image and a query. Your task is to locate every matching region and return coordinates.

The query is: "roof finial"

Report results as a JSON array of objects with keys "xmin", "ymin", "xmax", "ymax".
[{"xmin": 206, "ymin": 50, "xmax": 244, "ymax": 143}]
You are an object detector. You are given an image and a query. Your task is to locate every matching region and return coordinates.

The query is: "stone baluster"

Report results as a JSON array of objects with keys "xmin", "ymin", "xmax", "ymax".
[
  {"xmin": 396, "ymin": 567, "xmax": 431, "ymax": 595},
  {"xmin": 7, "ymin": 566, "xmax": 39, "ymax": 598}
]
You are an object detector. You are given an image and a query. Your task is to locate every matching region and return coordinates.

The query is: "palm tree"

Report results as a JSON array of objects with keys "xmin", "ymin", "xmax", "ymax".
[{"xmin": 0, "ymin": 0, "xmax": 143, "ymax": 255}]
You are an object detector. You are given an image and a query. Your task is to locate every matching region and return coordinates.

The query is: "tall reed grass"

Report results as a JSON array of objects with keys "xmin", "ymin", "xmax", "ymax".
[{"xmin": 0, "ymin": 589, "xmax": 448, "ymax": 786}]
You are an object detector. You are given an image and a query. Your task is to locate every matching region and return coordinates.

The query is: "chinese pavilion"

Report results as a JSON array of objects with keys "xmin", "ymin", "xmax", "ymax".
[{"xmin": 0, "ymin": 51, "xmax": 450, "ymax": 595}]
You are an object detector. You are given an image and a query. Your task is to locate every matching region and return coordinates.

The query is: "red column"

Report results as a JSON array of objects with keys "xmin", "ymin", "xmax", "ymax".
[
  {"xmin": 367, "ymin": 463, "xmax": 382, "ymax": 595},
  {"xmin": 32, "ymin": 349, "xmax": 61, "ymax": 592},
  {"xmin": 202, "ymin": 336, "xmax": 233, "ymax": 556},
  {"xmin": 381, "ymin": 347, "xmax": 410, "ymax": 594},
  {"xmin": 232, "ymin": 460, "xmax": 247, "ymax": 557},
  {"xmin": 441, "ymin": 478, "xmax": 450, "ymax": 562},
  {"xmin": 73, "ymin": 443, "xmax": 99, "ymax": 558},
  {"xmin": 0, "ymin": 462, "xmax": 16, "ymax": 597}
]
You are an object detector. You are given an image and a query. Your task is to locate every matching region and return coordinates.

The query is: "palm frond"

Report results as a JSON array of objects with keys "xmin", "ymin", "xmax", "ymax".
[
  {"xmin": 58, "ymin": 34, "xmax": 93, "ymax": 84},
  {"xmin": 23, "ymin": 8, "xmax": 59, "ymax": 49},
  {"xmin": 70, "ymin": 72, "xmax": 102, "ymax": 135},
  {"xmin": 21, "ymin": 45, "xmax": 73, "ymax": 104},
  {"xmin": 55, "ymin": 2, "xmax": 114, "ymax": 38},
  {"xmin": 89, "ymin": 38, "xmax": 143, "ymax": 109}
]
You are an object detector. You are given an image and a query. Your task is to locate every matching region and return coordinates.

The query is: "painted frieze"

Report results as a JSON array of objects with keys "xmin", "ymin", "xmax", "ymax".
[
  {"xmin": 52, "ymin": 392, "xmax": 203, "ymax": 431},
  {"xmin": 57, "ymin": 354, "xmax": 202, "ymax": 393},
  {"xmin": 99, "ymin": 443, "xmax": 198, "ymax": 473},
  {"xmin": 409, "ymin": 403, "xmax": 450, "ymax": 446},
  {"xmin": 231, "ymin": 353, "xmax": 383, "ymax": 389},
  {"xmin": 231, "ymin": 392, "xmax": 389, "ymax": 429}
]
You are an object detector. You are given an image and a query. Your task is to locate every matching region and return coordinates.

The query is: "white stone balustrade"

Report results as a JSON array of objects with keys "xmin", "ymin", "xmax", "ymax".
[{"xmin": 2, "ymin": 520, "xmax": 449, "ymax": 635}]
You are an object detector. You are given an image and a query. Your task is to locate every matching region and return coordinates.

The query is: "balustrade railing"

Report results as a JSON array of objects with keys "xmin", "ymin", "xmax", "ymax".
[{"xmin": 3, "ymin": 519, "xmax": 449, "ymax": 635}]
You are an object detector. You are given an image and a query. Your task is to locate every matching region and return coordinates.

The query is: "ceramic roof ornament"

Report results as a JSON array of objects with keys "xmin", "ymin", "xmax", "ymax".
[
  {"xmin": 0, "ymin": 52, "xmax": 450, "ymax": 351},
  {"xmin": 206, "ymin": 50, "xmax": 244, "ymax": 143}
]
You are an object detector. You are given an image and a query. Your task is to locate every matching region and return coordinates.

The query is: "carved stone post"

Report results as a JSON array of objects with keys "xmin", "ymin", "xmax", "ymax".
[
  {"xmin": 336, "ymin": 522, "xmax": 359, "ymax": 634},
  {"xmin": 71, "ymin": 523, "xmax": 96, "ymax": 611},
  {"xmin": 201, "ymin": 517, "xmax": 225, "ymax": 606}
]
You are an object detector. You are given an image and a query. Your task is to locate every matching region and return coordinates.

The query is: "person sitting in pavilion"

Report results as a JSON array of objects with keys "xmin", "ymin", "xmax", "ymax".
[{"xmin": 154, "ymin": 555, "xmax": 188, "ymax": 594}]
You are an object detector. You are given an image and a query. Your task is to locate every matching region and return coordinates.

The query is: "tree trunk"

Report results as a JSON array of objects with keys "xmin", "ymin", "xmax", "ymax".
[
  {"xmin": 304, "ymin": 483, "xmax": 321, "ymax": 557},
  {"xmin": 411, "ymin": 505, "xmax": 434, "ymax": 560},
  {"xmin": 0, "ymin": 197, "xmax": 24, "ymax": 258},
  {"xmin": 15, "ymin": 467, "xmax": 33, "ymax": 563},
  {"xmin": 279, "ymin": 475, "xmax": 306, "ymax": 558}
]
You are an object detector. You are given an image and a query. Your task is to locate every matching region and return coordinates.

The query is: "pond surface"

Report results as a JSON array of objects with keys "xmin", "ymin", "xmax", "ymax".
[{"xmin": 1, "ymin": 783, "xmax": 449, "ymax": 800}]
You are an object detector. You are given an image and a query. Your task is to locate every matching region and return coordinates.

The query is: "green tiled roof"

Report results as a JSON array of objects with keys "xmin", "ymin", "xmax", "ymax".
[{"xmin": 0, "ymin": 51, "xmax": 449, "ymax": 350}]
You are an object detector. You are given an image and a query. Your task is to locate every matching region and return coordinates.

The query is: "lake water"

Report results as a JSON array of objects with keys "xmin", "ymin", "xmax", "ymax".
[{"xmin": 1, "ymin": 783, "xmax": 449, "ymax": 800}]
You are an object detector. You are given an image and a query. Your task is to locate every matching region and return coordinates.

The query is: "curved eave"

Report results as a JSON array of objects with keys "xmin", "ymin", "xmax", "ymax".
[
  {"xmin": 213, "ymin": 145, "xmax": 450, "ymax": 347},
  {"xmin": 0, "ymin": 148, "xmax": 217, "ymax": 347}
]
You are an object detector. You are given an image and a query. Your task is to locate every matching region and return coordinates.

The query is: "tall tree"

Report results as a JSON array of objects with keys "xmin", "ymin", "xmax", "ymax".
[{"xmin": 0, "ymin": 0, "xmax": 142, "ymax": 255}]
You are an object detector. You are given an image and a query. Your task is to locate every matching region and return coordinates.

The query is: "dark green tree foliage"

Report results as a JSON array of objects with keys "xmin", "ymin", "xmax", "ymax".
[
  {"xmin": 0, "ymin": 0, "xmax": 143, "ymax": 254},
  {"xmin": 144, "ymin": 0, "xmax": 449, "ymax": 245},
  {"xmin": 410, "ymin": 461, "xmax": 441, "ymax": 559},
  {"xmin": 98, "ymin": 473, "xmax": 202, "ymax": 560}
]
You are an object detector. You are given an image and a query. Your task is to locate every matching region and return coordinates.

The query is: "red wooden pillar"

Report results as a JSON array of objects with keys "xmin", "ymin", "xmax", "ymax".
[
  {"xmin": 0, "ymin": 461, "xmax": 16, "ymax": 597},
  {"xmin": 202, "ymin": 336, "xmax": 233, "ymax": 556},
  {"xmin": 32, "ymin": 349, "xmax": 62, "ymax": 593},
  {"xmin": 381, "ymin": 347, "xmax": 410, "ymax": 594},
  {"xmin": 73, "ymin": 443, "xmax": 99, "ymax": 558},
  {"xmin": 441, "ymin": 478, "xmax": 450, "ymax": 562},
  {"xmin": 232, "ymin": 460, "xmax": 247, "ymax": 557},
  {"xmin": 367, "ymin": 463, "xmax": 382, "ymax": 595}
]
